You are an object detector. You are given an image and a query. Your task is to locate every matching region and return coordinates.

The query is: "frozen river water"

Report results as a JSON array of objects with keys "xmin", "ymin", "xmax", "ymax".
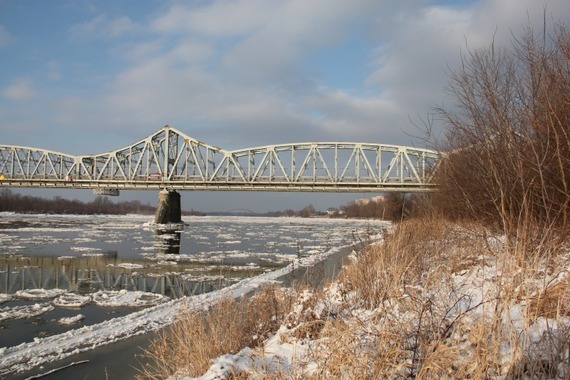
[{"xmin": 0, "ymin": 213, "xmax": 387, "ymax": 377}]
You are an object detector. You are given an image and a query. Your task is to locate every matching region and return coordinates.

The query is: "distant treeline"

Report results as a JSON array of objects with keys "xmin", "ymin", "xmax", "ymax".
[
  {"xmin": 265, "ymin": 195, "xmax": 419, "ymax": 221},
  {"xmin": 0, "ymin": 189, "xmax": 156, "ymax": 215},
  {"xmin": 264, "ymin": 204, "xmax": 318, "ymax": 218},
  {"xmin": 338, "ymin": 193, "xmax": 416, "ymax": 220},
  {"xmin": 0, "ymin": 188, "xmax": 416, "ymax": 220}
]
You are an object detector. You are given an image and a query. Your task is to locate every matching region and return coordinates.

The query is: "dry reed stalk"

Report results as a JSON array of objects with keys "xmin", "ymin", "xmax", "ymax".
[
  {"xmin": 313, "ymin": 215, "xmax": 569, "ymax": 379},
  {"xmin": 138, "ymin": 284, "xmax": 292, "ymax": 379},
  {"xmin": 528, "ymin": 275, "xmax": 570, "ymax": 320},
  {"xmin": 140, "ymin": 213, "xmax": 570, "ymax": 379}
]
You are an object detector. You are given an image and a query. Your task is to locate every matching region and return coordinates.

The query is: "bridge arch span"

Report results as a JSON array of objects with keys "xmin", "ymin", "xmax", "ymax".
[{"xmin": 0, "ymin": 125, "xmax": 439, "ymax": 192}]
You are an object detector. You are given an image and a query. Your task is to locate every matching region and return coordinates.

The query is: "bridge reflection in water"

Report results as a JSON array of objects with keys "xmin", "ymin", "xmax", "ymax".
[{"xmin": 0, "ymin": 228, "xmax": 267, "ymax": 299}]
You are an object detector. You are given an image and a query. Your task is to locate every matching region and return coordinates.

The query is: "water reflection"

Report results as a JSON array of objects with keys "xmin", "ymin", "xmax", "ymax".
[
  {"xmin": 154, "ymin": 228, "xmax": 181, "ymax": 255},
  {"xmin": 0, "ymin": 253, "xmax": 250, "ymax": 298},
  {"xmin": 0, "ymin": 215, "xmax": 386, "ymax": 301}
]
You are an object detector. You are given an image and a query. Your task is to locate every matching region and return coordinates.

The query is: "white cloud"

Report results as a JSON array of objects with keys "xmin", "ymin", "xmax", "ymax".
[
  {"xmin": 151, "ymin": 1, "xmax": 269, "ymax": 36},
  {"xmin": 304, "ymin": 88, "xmax": 400, "ymax": 140},
  {"xmin": 54, "ymin": 0, "xmax": 570, "ymax": 151},
  {"xmin": 69, "ymin": 14, "xmax": 137, "ymax": 39},
  {"xmin": 2, "ymin": 79, "xmax": 37, "ymax": 101},
  {"xmin": 0, "ymin": 24, "xmax": 13, "ymax": 47},
  {"xmin": 46, "ymin": 61, "xmax": 61, "ymax": 81}
]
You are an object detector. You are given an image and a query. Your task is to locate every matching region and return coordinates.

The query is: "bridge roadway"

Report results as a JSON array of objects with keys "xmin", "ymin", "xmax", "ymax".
[{"xmin": 0, "ymin": 125, "xmax": 439, "ymax": 193}]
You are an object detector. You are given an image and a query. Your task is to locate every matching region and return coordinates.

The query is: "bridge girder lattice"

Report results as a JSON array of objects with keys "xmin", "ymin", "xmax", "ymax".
[{"xmin": 0, "ymin": 125, "xmax": 439, "ymax": 192}]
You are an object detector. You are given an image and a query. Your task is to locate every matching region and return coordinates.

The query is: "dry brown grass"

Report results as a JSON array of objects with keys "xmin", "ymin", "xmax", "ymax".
[
  {"xmin": 139, "ymin": 214, "xmax": 570, "ymax": 379},
  {"xmin": 303, "ymin": 216, "xmax": 570, "ymax": 379},
  {"xmin": 338, "ymin": 216, "xmax": 485, "ymax": 310},
  {"xmin": 137, "ymin": 284, "xmax": 293, "ymax": 379},
  {"xmin": 529, "ymin": 275, "xmax": 570, "ymax": 320}
]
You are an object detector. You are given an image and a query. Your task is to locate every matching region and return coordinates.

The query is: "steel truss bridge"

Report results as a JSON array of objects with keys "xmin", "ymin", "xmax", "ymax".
[{"xmin": 0, "ymin": 125, "xmax": 439, "ymax": 192}]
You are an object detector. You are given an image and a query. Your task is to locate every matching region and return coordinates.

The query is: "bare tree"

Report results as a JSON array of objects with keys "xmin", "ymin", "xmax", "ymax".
[{"xmin": 433, "ymin": 22, "xmax": 570, "ymax": 238}]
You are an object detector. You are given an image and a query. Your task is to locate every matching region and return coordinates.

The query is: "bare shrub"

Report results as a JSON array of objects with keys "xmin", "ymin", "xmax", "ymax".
[{"xmin": 433, "ymin": 22, "xmax": 570, "ymax": 240}]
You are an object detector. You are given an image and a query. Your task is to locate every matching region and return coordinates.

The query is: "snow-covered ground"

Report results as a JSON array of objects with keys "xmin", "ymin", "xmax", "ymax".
[{"xmin": 177, "ymin": 230, "xmax": 570, "ymax": 379}]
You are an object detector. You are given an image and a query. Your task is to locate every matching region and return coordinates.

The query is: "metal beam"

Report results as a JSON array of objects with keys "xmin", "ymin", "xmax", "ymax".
[{"xmin": 0, "ymin": 125, "xmax": 440, "ymax": 192}]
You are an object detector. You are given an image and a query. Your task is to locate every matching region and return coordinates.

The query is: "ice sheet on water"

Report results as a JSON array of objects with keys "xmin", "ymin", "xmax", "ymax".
[
  {"xmin": 14, "ymin": 288, "xmax": 66, "ymax": 300},
  {"xmin": 53, "ymin": 293, "xmax": 91, "ymax": 308},
  {"xmin": 70, "ymin": 246, "xmax": 102, "ymax": 252},
  {"xmin": 110, "ymin": 263, "xmax": 145, "ymax": 270},
  {"xmin": 0, "ymin": 294, "xmax": 12, "ymax": 304},
  {"xmin": 57, "ymin": 256, "xmax": 76, "ymax": 260},
  {"xmin": 156, "ymin": 260, "xmax": 178, "ymax": 266},
  {"xmin": 92, "ymin": 290, "xmax": 169, "ymax": 307},
  {"xmin": 73, "ymin": 237, "xmax": 96, "ymax": 243},
  {"xmin": 0, "ymin": 303, "xmax": 54, "ymax": 322},
  {"xmin": 58, "ymin": 314, "xmax": 85, "ymax": 325}
]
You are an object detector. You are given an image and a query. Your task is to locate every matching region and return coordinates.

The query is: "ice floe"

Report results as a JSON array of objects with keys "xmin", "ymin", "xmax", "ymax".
[
  {"xmin": 14, "ymin": 288, "xmax": 66, "ymax": 300},
  {"xmin": 53, "ymin": 293, "xmax": 92, "ymax": 308},
  {"xmin": 58, "ymin": 314, "xmax": 85, "ymax": 325},
  {"xmin": 92, "ymin": 290, "xmax": 169, "ymax": 307},
  {"xmin": 0, "ymin": 303, "xmax": 54, "ymax": 322}
]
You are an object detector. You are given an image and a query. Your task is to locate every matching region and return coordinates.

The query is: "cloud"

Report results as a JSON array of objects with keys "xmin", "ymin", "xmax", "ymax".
[
  {"xmin": 69, "ymin": 14, "xmax": 137, "ymax": 39},
  {"xmin": 54, "ymin": 0, "xmax": 570, "ymax": 152},
  {"xmin": 2, "ymin": 79, "xmax": 37, "ymax": 101},
  {"xmin": 92, "ymin": 2, "xmax": 394, "ymax": 141},
  {"xmin": 364, "ymin": 0, "xmax": 570, "ymax": 142},
  {"xmin": 0, "ymin": 24, "xmax": 13, "ymax": 47},
  {"xmin": 46, "ymin": 61, "xmax": 62, "ymax": 81},
  {"xmin": 151, "ymin": 0, "xmax": 388, "ymax": 85},
  {"xmin": 304, "ymin": 88, "xmax": 401, "ymax": 141}
]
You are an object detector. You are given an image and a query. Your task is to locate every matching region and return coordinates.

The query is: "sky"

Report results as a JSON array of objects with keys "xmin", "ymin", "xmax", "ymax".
[{"xmin": 1, "ymin": 0, "xmax": 569, "ymax": 213}]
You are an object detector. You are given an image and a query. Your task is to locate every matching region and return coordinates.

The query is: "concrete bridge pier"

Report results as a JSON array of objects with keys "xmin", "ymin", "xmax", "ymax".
[{"xmin": 154, "ymin": 189, "xmax": 182, "ymax": 224}]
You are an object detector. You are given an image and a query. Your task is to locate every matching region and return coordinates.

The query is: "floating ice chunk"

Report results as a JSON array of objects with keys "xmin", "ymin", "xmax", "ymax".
[
  {"xmin": 58, "ymin": 314, "xmax": 85, "ymax": 325},
  {"xmin": 70, "ymin": 246, "xmax": 102, "ymax": 252},
  {"xmin": 73, "ymin": 238, "xmax": 96, "ymax": 243},
  {"xmin": 0, "ymin": 303, "xmax": 54, "ymax": 322},
  {"xmin": 57, "ymin": 256, "xmax": 76, "ymax": 260},
  {"xmin": 110, "ymin": 263, "xmax": 145, "ymax": 270},
  {"xmin": 0, "ymin": 294, "xmax": 11, "ymax": 304},
  {"xmin": 53, "ymin": 293, "xmax": 91, "ymax": 308},
  {"xmin": 92, "ymin": 290, "xmax": 169, "ymax": 307},
  {"xmin": 157, "ymin": 260, "xmax": 178, "ymax": 266},
  {"xmin": 15, "ymin": 288, "xmax": 66, "ymax": 300}
]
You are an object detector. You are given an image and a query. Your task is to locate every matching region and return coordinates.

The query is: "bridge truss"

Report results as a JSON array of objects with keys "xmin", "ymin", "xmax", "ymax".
[{"xmin": 0, "ymin": 125, "xmax": 439, "ymax": 192}]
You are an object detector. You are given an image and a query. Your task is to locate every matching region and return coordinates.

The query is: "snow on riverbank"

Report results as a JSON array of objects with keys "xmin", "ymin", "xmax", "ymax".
[
  {"xmin": 0, "ymin": 237, "xmax": 375, "ymax": 376},
  {"xmin": 179, "ymin": 229, "xmax": 570, "ymax": 379}
]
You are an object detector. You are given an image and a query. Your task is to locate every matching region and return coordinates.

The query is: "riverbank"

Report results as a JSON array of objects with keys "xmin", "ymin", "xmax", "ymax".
[{"xmin": 145, "ymin": 217, "xmax": 570, "ymax": 379}]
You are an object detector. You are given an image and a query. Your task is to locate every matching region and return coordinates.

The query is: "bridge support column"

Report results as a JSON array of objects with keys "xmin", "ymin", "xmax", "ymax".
[{"xmin": 154, "ymin": 190, "xmax": 182, "ymax": 224}]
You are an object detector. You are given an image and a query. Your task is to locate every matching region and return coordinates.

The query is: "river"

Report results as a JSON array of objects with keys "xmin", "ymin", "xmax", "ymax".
[{"xmin": 0, "ymin": 213, "xmax": 387, "ymax": 378}]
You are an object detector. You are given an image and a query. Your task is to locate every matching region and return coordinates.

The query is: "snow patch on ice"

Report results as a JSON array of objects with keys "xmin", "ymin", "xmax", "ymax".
[
  {"xmin": 0, "ymin": 303, "xmax": 54, "ymax": 322},
  {"xmin": 14, "ymin": 288, "xmax": 66, "ymax": 300},
  {"xmin": 58, "ymin": 314, "xmax": 85, "ymax": 325},
  {"xmin": 0, "ymin": 293, "xmax": 12, "ymax": 304},
  {"xmin": 92, "ymin": 290, "xmax": 169, "ymax": 307},
  {"xmin": 53, "ymin": 293, "xmax": 92, "ymax": 308}
]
